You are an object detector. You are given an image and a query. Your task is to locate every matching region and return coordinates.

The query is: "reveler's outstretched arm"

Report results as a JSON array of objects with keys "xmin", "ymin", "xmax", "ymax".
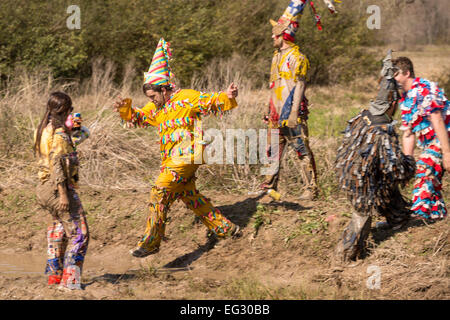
[
  {"xmin": 402, "ymin": 128, "xmax": 415, "ymax": 156},
  {"xmin": 129, "ymin": 102, "xmax": 158, "ymax": 128},
  {"xmin": 113, "ymin": 97, "xmax": 158, "ymax": 128},
  {"xmin": 192, "ymin": 83, "xmax": 239, "ymax": 117}
]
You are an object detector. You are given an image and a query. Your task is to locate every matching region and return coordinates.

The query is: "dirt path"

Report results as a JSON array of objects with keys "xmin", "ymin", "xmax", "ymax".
[{"xmin": 0, "ymin": 187, "xmax": 448, "ymax": 300}]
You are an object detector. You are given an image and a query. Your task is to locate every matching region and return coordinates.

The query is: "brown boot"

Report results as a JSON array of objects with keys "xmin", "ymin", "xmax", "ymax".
[{"xmin": 333, "ymin": 212, "xmax": 372, "ymax": 264}]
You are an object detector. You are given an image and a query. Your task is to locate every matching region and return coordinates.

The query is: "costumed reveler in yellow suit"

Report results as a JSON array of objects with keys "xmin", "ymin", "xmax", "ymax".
[{"xmin": 114, "ymin": 38, "xmax": 240, "ymax": 257}]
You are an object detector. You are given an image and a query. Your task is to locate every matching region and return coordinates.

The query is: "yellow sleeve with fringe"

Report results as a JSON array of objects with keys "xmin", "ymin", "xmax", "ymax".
[
  {"xmin": 184, "ymin": 89, "xmax": 238, "ymax": 116},
  {"xmin": 123, "ymin": 101, "xmax": 159, "ymax": 128},
  {"xmin": 293, "ymin": 47, "xmax": 309, "ymax": 81}
]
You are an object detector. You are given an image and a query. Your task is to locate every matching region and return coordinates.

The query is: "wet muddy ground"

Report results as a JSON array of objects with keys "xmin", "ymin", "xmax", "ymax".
[{"xmin": 0, "ymin": 187, "xmax": 448, "ymax": 300}]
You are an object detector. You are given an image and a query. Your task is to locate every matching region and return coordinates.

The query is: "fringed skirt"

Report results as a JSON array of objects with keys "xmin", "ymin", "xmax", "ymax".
[{"xmin": 411, "ymin": 142, "xmax": 447, "ymax": 220}]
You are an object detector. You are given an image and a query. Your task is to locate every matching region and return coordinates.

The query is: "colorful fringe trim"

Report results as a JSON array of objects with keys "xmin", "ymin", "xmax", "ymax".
[
  {"xmin": 400, "ymin": 77, "xmax": 450, "ymax": 148},
  {"xmin": 198, "ymin": 92, "xmax": 229, "ymax": 117},
  {"xmin": 336, "ymin": 110, "xmax": 416, "ymax": 213},
  {"xmin": 160, "ymin": 166, "xmax": 191, "ymax": 184},
  {"xmin": 160, "ymin": 130, "xmax": 194, "ymax": 145},
  {"xmin": 411, "ymin": 143, "xmax": 447, "ymax": 219},
  {"xmin": 159, "ymin": 116, "xmax": 198, "ymax": 133}
]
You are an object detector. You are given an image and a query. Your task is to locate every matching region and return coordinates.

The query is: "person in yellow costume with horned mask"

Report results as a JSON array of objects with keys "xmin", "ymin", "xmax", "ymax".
[{"xmin": 114, "ymin": 38, "xmax": 241, "ymax": 258}]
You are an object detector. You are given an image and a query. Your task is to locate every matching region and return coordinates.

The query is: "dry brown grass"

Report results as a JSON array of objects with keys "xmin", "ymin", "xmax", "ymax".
[
  {"xmin": 1, "ymin": 46, "xmax": 449, "ymax": 196},
  {"xmin": 327, "ymin": 218, "xmax": 450, "ymax": 300},
  {"xmin": 0, "ymin": 59, "xmax": 159, "ymax": 191}
]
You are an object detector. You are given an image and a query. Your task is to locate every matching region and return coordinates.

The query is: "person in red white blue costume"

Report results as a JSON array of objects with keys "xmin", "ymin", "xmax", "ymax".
[{"xmin": 394, "ymin": 56, "xmax": 450, "ymax": 221}]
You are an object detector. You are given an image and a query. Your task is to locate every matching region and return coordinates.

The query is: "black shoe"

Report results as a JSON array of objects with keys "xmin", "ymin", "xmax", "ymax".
[
  {"xmin": 130, "ymin": 247, "xmax": 159, "ymax": 258},
  {"xmin": 230, "ymin": 225, "xmax": 242, "ymax": 238}
]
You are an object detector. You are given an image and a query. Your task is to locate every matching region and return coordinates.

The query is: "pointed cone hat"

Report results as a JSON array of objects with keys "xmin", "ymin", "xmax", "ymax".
[
  {"xmin": 271, "ymin": 1, "xmax": 342, "ymax": 35},
  {"xmin": 144, "ymin": 38, "xmax": 173, "ymax": 86},
  {"xmin": 271, "ymin": 0, "xmax": 308, "ymax": 38},
  {"xmin": 369, "ymin": 50, "xmax": 401, "ymax": 116}
]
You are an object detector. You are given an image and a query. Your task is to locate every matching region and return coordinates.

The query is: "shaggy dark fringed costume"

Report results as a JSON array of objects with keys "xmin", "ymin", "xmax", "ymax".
[
  {"xmin": 333, "ymin": 49, "xmax": 417, "ymax": 263},
  {"xmin": 334, "ymin": 109, "xmax": 416, "ymax": 262},
  {"xmin": 336, "ymin": 109, "xmax": 416, "ymax": 216}
]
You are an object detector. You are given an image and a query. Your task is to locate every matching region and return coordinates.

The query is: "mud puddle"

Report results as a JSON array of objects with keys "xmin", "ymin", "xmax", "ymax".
[
  {"xmin": 0, "ymin": 245, "xmax": 147, "ymax": 278},
  {"xmin": 0, "ymin": 251, "xmax": 44, "ymax": 276}
]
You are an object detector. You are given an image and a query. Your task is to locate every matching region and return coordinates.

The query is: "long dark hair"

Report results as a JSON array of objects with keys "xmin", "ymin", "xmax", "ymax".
[{"xmin": 34, "ymin": 92, "xmax": 73, "ymax": 156}]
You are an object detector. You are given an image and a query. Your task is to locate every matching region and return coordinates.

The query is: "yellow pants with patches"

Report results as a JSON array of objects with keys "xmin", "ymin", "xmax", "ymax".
[{"xmin": 138, "ymin": 163, "xmax": 234, "ymax": 252}]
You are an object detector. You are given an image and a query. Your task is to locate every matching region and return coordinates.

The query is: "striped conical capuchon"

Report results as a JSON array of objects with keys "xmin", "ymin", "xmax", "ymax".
[
  {"xmin": 270, "ymin": 0, "xmax": 341, "ymax": 35},
  {"xmin": 144, "ymin": 38, "xmax": 172, "ymax": 86},
  {"xmin": 270, "ymin": 0, "xmax": 308, "ymax": 40}
]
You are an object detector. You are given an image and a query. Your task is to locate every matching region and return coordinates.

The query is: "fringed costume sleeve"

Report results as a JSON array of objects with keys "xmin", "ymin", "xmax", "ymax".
[
  {"xmin": 128, "ymin": 102, "xmax": 158, "ymax": 128},
  {"xmin": 190, "ymin": 91, "xmax": 238, "ymax": 117}
]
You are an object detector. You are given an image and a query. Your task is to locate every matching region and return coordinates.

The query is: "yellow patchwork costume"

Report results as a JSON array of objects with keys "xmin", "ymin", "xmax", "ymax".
[
  {"xmin": 262, "ymin": 0, "xmax": 320, "ymax": 198},
  {"xmin": 35, "ymin": 123, "xmax": 89, "ymax": 287},
  {"xmin": 262, "ymin": 43, "xmax": 318, "ymax": 195},
  {"xmin": 119, "ymin": 39, "xmax": 238, "ymax": 254}
]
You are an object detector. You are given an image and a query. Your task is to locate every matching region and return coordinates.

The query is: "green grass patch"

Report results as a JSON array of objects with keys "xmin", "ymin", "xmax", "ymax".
[
  {"xmin": 252, "ymin": 204, "xmax": 271, "ymax": 236},
  {"xmin": 284, "ymin": 210, "xmax": 328, "ymax": 244}
]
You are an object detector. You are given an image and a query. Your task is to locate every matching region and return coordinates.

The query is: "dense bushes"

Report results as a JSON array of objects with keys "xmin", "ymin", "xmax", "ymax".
[{"xmin": 0, "ymin": 0, "xmax": 388, "ymax": 88}]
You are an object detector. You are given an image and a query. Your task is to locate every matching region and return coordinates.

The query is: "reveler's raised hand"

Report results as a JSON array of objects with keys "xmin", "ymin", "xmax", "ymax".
[
  {"xmin": 227, "ymin": 82, "xmax": 238, "ymax": 99},
  {"xmin": 113, "ymin": 96, "xmax": 133, "ymax": 122},
  {"xmin": 113, "ymin": 96, "xmax": 127, "ymax": 113}
]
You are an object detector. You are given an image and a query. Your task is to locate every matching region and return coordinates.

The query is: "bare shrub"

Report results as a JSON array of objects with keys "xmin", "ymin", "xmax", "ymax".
[{"xmin": 0, "ymin": 60, "xmax": 157, "ymax": 191}]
